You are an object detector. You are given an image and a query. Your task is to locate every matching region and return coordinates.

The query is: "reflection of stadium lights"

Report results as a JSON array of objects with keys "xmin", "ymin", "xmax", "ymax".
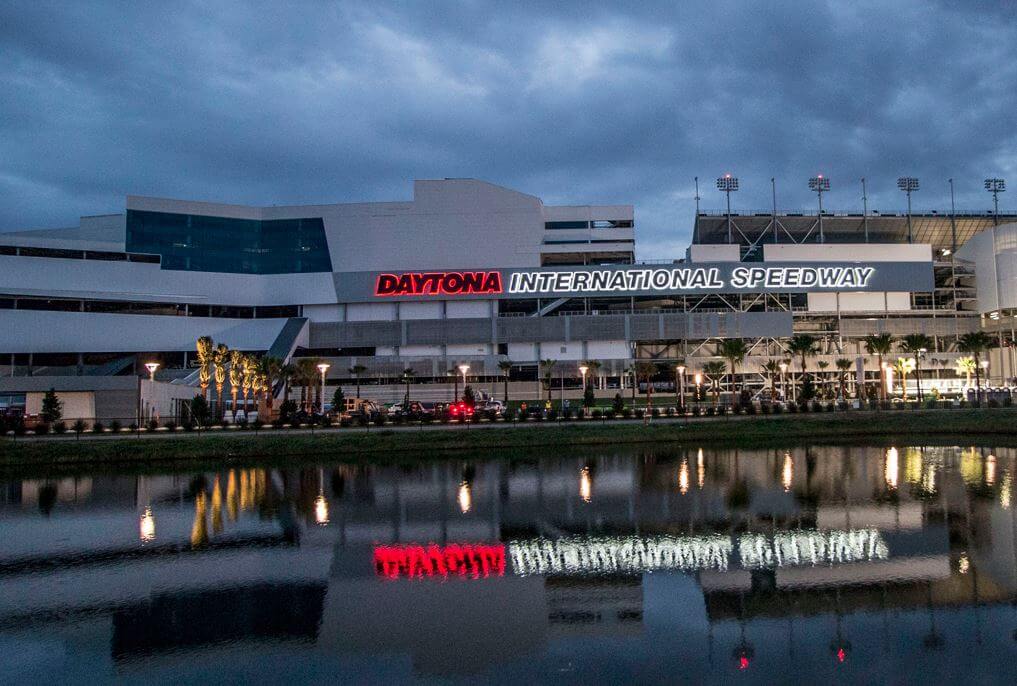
[
  {"xmin": 1000, "ymin": 471, "xmax": 1011, "ymax": 509},
  {"xmin": 314, "ymin": 494, "xmax": 329, "ymax": 525},
  {"xmin": 782, "ymin": 452, "xmax": 793, "ymax": 492},
  {"xmin": 697, "ymin": 448, "xmax": 705, "ymax": 489},
  {"xmin": 139, "ymin": 507, "xmax": 155, "ymax": 543},
  {"xmin": 885, "ymin": 447, "xmax": 899, "ymax": 490},
  {"xmin": 986, "ymin": 454, "xmax": 997, "ymax": 485},
  {"xmin": 579, "ymin": 467, "xmax": 592, "ymax": 503},
  {"xmin": 458, "ymin": 481, "xmax": 472, "ymax": 513},
  {"xmin": 679, "ymin": 460, "xmax": 690, "ymax": 495}
]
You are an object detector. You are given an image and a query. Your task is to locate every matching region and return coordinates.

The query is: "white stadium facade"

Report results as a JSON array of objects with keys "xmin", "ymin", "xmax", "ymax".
[{"xmin": 1, "ymin": 177, "xmax": 1015, "ymax": 420}]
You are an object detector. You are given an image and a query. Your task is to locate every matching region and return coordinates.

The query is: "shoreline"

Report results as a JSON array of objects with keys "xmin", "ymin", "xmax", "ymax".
[{"xmin": 2, "ymin": 408, "xmax": 1016, "ymax": 475}]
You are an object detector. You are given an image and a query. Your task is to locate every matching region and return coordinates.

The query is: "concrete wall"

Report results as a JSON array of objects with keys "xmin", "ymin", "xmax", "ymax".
[
  {"xmin": 26, "ymin": 391, "xmax": 95, "ymax": 421},
  {"xmin": 956, "ymin": 222, "xmax": 1017, "ymax": 315}
]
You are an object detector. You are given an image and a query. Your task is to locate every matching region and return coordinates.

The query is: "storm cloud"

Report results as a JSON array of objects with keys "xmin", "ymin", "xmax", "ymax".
[{"xmin": 1, "ymin": 0, "xmax": 1015, "ymax": 258}]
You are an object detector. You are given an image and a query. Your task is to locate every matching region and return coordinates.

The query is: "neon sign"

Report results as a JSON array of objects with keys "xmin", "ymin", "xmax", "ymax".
[
  {"xmin": 375, "ymin": 271, "xmax": 503, "ymax": 296},
  {"xmin": 373, "ymin": 543, "xmax": 506, "ymax": 579}
]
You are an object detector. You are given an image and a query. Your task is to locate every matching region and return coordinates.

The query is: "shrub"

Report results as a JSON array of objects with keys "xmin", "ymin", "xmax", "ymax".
[
  {"xmin": 772, "ymin": 403, "xmax": 783, "ymax": 415},
  {"xmin": 612, "ymin": 393, "xmax": 625, "ymax": 414},
  {"xmin": 182, "ymin": 420, "xmax": 195, "ymax": 432},
  {"xmin": 235, "ymin": 417, "xmax": 249, "ymax": 430},
  {"xmin": 110, "ymin": 420, "xmax": 122, "ymax": 433},
  {"xmin": 651, "ymin": 407, "xmax": 660, "ymax": 418},
  {"xmin": 705, "ymin": 406, "xmax": 715, "ymax": 417},
  {"xmin": 190, "ymin": 395, "xmax": 211, "ymax": 427},
  {"xmin": 164, "ymin": 420, "xmax": 178, "ymax": 432},
  {"xmin": 621, "ymin": 407, "xmax": 632, "ymax": 419},
  {"xmin": 252, "ymin": 419, "xmax": 264, "ymax": 431},
  {"xmin": 391, "ymin": 413, "xmax": 405, "ymax": 425},
  {"xmin": 745, "ymin": 404, "xmax": 757, "ymax": 415},
  {"xmin": 34, "ymin": 422, "xmax": 50, "ymax": 435},
  {"xmin": 420, "ymin": 413, "xmax": 434, "ymax": 424},
  {"xmin": 787, "ymin": 403, "xmax": 798, "ymax": 414},
  {"xmin": 592, "ymin": 409, "xmax": 603, "ymax": 419},
  {"xmin": 41, "ymin": 387, "xmax": 63, "ymax": 423},
  {"xmin": 634, "ymin": 408, "xmax": 645, "ymax": 419},
  {"xmin": 374, "ymin": 414, "xmax": 387, "ymax": 426},
  {"xmin": 665, "ymin": 406, "xmax": 675, "ymax": 417},
  {"xmin": 825, "ymin": 402, "xmax": 835, "ymax": 413},
  {"xmin": 128, "ymin": 422, "xmax": 139, "ymax": 432},
  {"xmin": 91, "ymin": 421, "xmax": 105, "ymax": 433},
  {"xmin": 838, "ymin": 401, "xmax": 849, "ymax": 411},
  {"xmin": 988, "ymin": 398, "xmax": 1001, "ymax": 408},
  {"xmin": 760, "ymin": 404, "xmax": 771, "ymax": 415},
  {"xmin": 272, "ymin": 417, "xmax": 286, "ymax": 429},
  {"xmin": 691, "ymin": 406, "xmax": 701, "ymax": 417},
  {"xmin": 52, "ymin": 421, "xmax": 67, "ymax": 434}
]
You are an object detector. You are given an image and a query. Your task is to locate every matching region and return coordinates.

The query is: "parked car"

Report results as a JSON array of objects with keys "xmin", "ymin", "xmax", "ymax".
[
  {"xmin": 448, "ymin": 401, "xmax": 475, "ymax": 420},
  {"xmin": 339, "ymin": 398, "xmax": 386, "ymax": 423},
  {"xmin": 478, "ymin": 399, "xmax": 506, "ymax": 419},
  {"xmin": 392, "ymin": 401, "xmax": 435, "ymax": 419}
]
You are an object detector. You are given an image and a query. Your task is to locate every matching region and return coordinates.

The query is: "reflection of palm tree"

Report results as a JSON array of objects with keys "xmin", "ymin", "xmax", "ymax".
[
  {"xmin": 226, "ymin": 470, "xmax": 238, "ymax": 521},
  {"xmin": 211, "ymin": 476, "xmax": 223, "ymax": 534},
  {"xmin": 190, "ymin": 491, "xmax": 209, "ymax": 548},
  {"xmin": 922, "ymin": 582, "xmax": 946, "ymax": 651}
]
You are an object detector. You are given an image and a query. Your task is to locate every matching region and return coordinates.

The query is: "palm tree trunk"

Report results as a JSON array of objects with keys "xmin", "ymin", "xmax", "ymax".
[{"xmin": 504, "ymin": 374, "xmax": 509, "ymax": 403}]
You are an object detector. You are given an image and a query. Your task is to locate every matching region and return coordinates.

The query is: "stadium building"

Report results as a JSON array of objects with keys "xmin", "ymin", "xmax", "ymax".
[{"xmin": 0, "ymin": 178, "xmax": 1014, "ymax": 420}]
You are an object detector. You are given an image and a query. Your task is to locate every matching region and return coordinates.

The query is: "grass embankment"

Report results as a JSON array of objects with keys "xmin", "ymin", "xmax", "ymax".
[{"xmin": 1, "ymin": 409, "xmax": 1015, "ymax": 471}]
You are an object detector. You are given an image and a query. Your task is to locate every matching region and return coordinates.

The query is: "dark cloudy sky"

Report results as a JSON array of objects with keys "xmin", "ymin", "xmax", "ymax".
[{"xmin": 2, "ymin": 1, "xmax": 1015, "ymax": 258}]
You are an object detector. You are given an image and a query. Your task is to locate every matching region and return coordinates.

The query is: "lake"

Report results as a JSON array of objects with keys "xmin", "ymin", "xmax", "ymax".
[{"xmin": 1, "ymin": 444, "xmax": 1015, "ymax": 684}]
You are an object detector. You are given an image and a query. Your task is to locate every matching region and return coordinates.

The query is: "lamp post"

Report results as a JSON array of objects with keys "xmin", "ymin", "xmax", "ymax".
[
  {"xmin": 458, "ymin": 364, "xmax": 470, "ymax": 401},
  {"xmin": 579, "ymin": 364, "xmax": 589, "ymax": 416},
  {"xmin": 694, "ymin": 372, "xmax": 703, "ymax": 403},
  {"xmin": 985, "ymin": 178, "xmax": 1006, "ymax": 226},
  {"xmin": 897, "ymin": 177, "xmax": 919, "ymax": 243},
  {"xmin": 144, "ymin": 362, "xmax": 160, "ymax": 381},
  {"xmin": 317, "ymin": 363, "xmax": 330, "ymax": 414},
  {"xmin": 779, "ymin": 361, "xmax": 788, "ymax": 402},
  {"xmin": 809, "ymin": 175, "xmax": 830, "ymax": 243},
  {"xmin": 676, "ymin": 364, "xmax": 686, "ymax": 413},
  {"xmin": 717, "ymin": 174, "xmax": 739, "ymax": 244}
]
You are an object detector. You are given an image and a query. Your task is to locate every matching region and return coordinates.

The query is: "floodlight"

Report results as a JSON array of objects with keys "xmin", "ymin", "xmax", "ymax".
[
  {"xmin": 716, "ymin": 174, "xmax": 739, "ymax": 243},
  {"xmin": 897, "ymin": 176, "xmax": 920, "ymax": 243},
  {"xmin": 985, "ymin": 178, "xmax": 1007, "ymax": 225},
  {"xmin": 808, "ymin": 175, "xmax": 830, "ymax": 242}
]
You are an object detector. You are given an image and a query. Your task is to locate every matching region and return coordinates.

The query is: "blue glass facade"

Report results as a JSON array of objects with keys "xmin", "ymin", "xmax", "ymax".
[{"xmin": 126, "ymin": 210, "xmax": 332, "ymax": 274}]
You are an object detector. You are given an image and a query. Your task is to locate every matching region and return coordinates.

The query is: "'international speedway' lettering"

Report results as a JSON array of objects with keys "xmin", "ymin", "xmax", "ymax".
[{"xmin": 507, "ymin": 267, "xmax": 874, "ymax": 294}]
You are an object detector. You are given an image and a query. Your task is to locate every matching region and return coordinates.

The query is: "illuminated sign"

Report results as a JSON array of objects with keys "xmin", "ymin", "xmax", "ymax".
[
  {"xmin": 375, "ymin": 271, "xmax": 503, "ymax": 296},
  {"xmin": 373, "ymin": 543, "xmax": 506, "ymax": 579},
  {"xmin": 508, "ymin": 266, "xmax": 874, "ymax": 294},
  {"xmin": 738, "ymin": 529, "xmax": 889, "ymax": 569}
]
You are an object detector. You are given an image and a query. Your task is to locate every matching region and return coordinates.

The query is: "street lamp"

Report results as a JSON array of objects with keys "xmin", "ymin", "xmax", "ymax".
[
  {"xmin": 317, "ymin": 362, "xmax": 330, "ymax": 414},
  {"xmin": 985, "ymin": 178, "xmax": 1006, "ymax": 226},
  {"xmin": 694, "ymin": 372, "xmax": 703, "ymax": 402},
  {"xmin": 808, "ymin": 175, "xmax": 830, "ymax": 243},
  {"xmin": 458, "ymin": 363, "xmax": 470, "ymax": 391},
  {"xmin": 717, "ymin": 174, "xmax": 739, "ymax": 244},
  {"xmin": 676, "ymin": 364, "xmax": 686, "ymax": 412},
  {"xmin": 779, "ymin": 361, "xmax": 788, "ymax": 402},
  {"xmin": 897, "ymin": 177, "xmax": 920, "ymax": 243},
  {"xmin": 139, "ymin": 507, "xmax": 155, "ymax": 543},
  {"xmin": 578, "ymin": 364, "xmax": 589, "ymax": 416},
  {"xmin": 144, "ymin": 361, "xmax": 160, "ymax": 381}
]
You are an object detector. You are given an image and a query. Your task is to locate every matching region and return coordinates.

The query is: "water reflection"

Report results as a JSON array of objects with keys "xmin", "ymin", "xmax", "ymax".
[{"xmin": 1, "ymin": 445, "xmax": 1016, "ymax": 682}]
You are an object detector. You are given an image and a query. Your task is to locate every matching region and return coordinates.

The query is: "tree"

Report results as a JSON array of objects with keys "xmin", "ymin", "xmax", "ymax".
[
  {"xmin": 787, "ymin": 335, "xmax": 818, "ymax": 399},
  {"xmin": 190, "ymin": 394, "xmax": 211, "ymax": 427},
  {"xmin": 498, "ymin": 360, "xmax": 513, "ymax": 403},
  {"xmin": 212, "ymin": 343, "xmax": 229, "ymax": 419},
  {"xmin": 540, "ymin": 359, "xmax": 557, "ymax": 402},
  {"xmin": 348, "ymin": 364, "xmax": 367, "ymax": 399},
  {"xmin": 583, "ymin": 384, "xmax": 596, "ymax": 409},
  {"xmin": 634, "ymin": 361, "xmax": 659, "ymax": 409},
  {"xmin": 295, "ymin": 358, "xmax": 320, "ymax": 413},
  {"xmin": 864, "ymin": 333, "xmax": 894, "ymax": 401},
  {"xmin": 817, "ymin": 360, "xmax": 830, "ymax": 398},
  {"xmin": 624, "ymin": 365, "xmax": 637, "ymax": 404},
  {"xmin": 958, "ymin": 331, "xmax": 994, "ymax": 404},
  {"xmin": 718, "ymin": 339, "xmax": 749, "ymax": 405},
  {"xmin": 40, "ymin": 388, "xmax": 62, "ymax": 423},
  {"xmin": 401, "ymin": 367, "xmax": 416, "ymax": 405},
  {"xmin": 900, "ymin": 333, "xmax": 933, "ymax": 402},
  {"xmin": 259, "ymin": 355, "xmax": 283, "ymax": 410},
  {"xmin": 196, "ymin": 336, "xmax": 214, "ymax": 401},
  {"xmin": 955, "ymin": 356, "xmax": 976, "ymax": 387},
  {"xmin": 894, "ymin": 356, "xmax": 916, "ymax": 400},
  {"xmin": 279, "ymin": 363, "xmax": 295, "ymax": 404},
  {"xmin": 835, "ymin": 358, "xmax": 853, "ymax": 399},
  {"xmin": 331, "ymin": 386, "xmax": 345, "ymax": 414},
  {"xmin": 228, "ymin": 349, "xmax": 244, "ymax": 419},
  {"xmin": 702, "ymin": 361, "xmax": 727, "ymax": 405},
  {"xmin": 462, "ymin": 384, "xmax": 477, "ymax": 407},
  {"xmin": 762, "ymin": 359, "xmax": 781, "ymax": 400}
]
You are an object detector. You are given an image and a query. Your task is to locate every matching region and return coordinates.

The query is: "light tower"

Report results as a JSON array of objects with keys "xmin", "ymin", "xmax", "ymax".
[
  {"xmin": 716, "ymin": 174, "xmax": 739, "ymax": 244},
  {"xmin": 985, "ymin": 178, "xmax": 1006, "ymax": 226},
  {"xmin": 808, "ymin": 175, "xmax": 830, "ymax": 243},
  {"xmin": 897, "ymin": 177, "xmax": 920, "ymax": 243}
]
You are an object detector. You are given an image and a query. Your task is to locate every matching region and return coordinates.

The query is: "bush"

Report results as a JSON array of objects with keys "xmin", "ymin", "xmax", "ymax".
[
  {"xmin": 235, "ymin": 417, "xmax": 248, "ymax": 430},
  {"xmin": 760, "ymin": 404, "xmax": 771, "ymax": 415},
  {"xmin": 691, "ymin": 406, "xmax": 701, "ymax": 417},
  {"xmin": 838, "ymin": 401, "xmax": 849, "ymax": 411},
  {"xmin": 278, "ymin": 399, "xmax": 297, "ymax": 422},
  {"xmin": 612, "ymin": 393, "xmax": 625, "ymax": 414},
  {"xmin": 772, "ymin": 403, "xmax": 783, "ymax": 415},
  {"xmin": 252, "ymin": 419, "xmax": 264, "ymax": 430},
  {"xmin": 91, "ymin": 421, "xmax": 105, "ymax": 433},
  {"xmin": 665, "ymin": 406, "xmax": 675, "ymax": 417},
  {"xmin": 592, "ymin": 409, "xmax": 603, "ymax": 419},
  {"xmin": 745, "ymin": 404, "xmax": 757, "ymax": 415},
  {"xmin": 34, "ymin": 422, "xmax": 50, "ymax": 435},
  {"xmin": 988, "ymin": 398, "xmax": 1001, "ymax": 408},
  {"xmin": 391, "ymin": 413, "xmax": 405, "ymax": 425},
  {"xmin": 705, "ymin": 406, "xmax": 715, "ymax": 417},
  {"xmin": 621, "ymin": 407, "xmax": 632, "ymax": 419},
  {"xmin": 182, "ymin": 420, "xmax": 195, "ymax": 431},
  {"xmin": 634, "ymin": 408, "xmax": 645, "ymax": 419},
  {"xmin": 787, "ymin": 403, "xmax": 798, "ymax": 414},
  {"xmin": 420, "ymin": 413, "xmax": 434, "ymax": 424},
  {"xmin": 128, "ymin": 422, "xmax": 139, "ymax": 432},
  {"xmin": 651, "ymin": 407, "xmax": 661, "ymax": 418},
  {"xmin": 190, "ymin": 395, "xmax": 211, "ymax": 427},
  {"xmin": 373, "ymin": 414, "xmax": 387, "ymax": 426},
  {"xmin": 52, "ymin": 421, "xmax": 67, "ymax": 434},
  {"xmin": 164, "ymin": 420, "xmax": 178, "ymax": 432},
  {"xmin": 110, "ymin": 420, "xmax": 122, "ymax": 433},
  {"xmin": 272, "ymin": 418, "xmax": 286, "ymax": 429}
]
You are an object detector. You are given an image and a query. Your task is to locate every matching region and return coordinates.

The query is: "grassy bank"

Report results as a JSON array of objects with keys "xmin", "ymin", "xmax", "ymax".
[{"xmin": 2, "ymin": 409, "xmax": 1015, "ymax": 471}]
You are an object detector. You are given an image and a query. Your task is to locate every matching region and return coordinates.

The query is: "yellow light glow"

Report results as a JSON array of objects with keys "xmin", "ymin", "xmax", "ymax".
[
  {"xmin": 986, "ymin": 454, "xmax": 997, "ymax": 486},
  {"xmin": 1001, "ymin": 471, "xmax": 1012, "ymax": 510},
  {"xmin": 958, "ymin": 553, "xmax": 970, "ymax": 574},
  {"xmin": 679, "ymin": 460, "xmax": 689, "ymax": 495},
  {"xmin": 458, "ymin": 481, "xmax": 472, "ymax": 513},
  {"xmin": 904, "ymin": 448, "xmax": 922, "ymax": 485},
  {"xmin": 139, "ymin": 507, "xmax": 155, "ymax": 543},
  {"xmin": 884, "ymin": 367, "xmax": 894, "ymax": 395},
  {"xmin": 922, "ymin": 463, "xmax": 936, "ymax": 494},
  {"xmin": 580, "ymin": 467, "xmax": 592, "ymax": 503},
  {"xmin": 782, "ymin": 452, "xmax": 793, "ymax": 492},
  {"xmin": 315, "ymin": 494, "xmax": 329, "ymax": 525},
  {"xmin": 697, "ymin": 448, "xmax": 705, "ymax": 489},
  {"xmin": 884, "ymin": 447, "xmax": 899, "ymax": 490}
]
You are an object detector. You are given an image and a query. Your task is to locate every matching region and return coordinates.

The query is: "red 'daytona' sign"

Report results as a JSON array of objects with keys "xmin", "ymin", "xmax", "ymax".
[
  {"xmin": 375, "ymin": 271, "xmax": 503, "ymax": 296},
  {"xmin": 373, "ymin": 543, "xmax": 506, "ymax": 579}
]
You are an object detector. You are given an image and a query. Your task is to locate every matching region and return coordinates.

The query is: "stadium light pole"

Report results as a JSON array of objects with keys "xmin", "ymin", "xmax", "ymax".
[
  {"xmin": 771, "ymin": 177, "xmax": 778, "ymax": 243},
  {"xmin": 948, "ymin": 179, "xmax": 957, "ymax": 254},
  {"xmin": 717, "ymin": 174, "xmax": 739, "ymax": 244},
  {"xmin": 693, "ymin": 177, "xmax": 701, "ymax": 243},
  {"xmin": 861, "ymin": 177, "xmax": 869, "ymax": 243},
  {"xmin": 808, "ymin": 175, "xmax": 830, "ymax": 243},
  {"xmin": 897, "ymin": 177, "xmax": 919, "ymax": 243},
  {"xmin": 985, "ymin": 178, "xmax": 1006, "ymax": 226}
]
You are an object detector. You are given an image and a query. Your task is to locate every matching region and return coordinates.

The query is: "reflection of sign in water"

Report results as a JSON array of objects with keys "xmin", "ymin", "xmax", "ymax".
[
  {"xmin": 508, "ymin": 536, "xmax": 734, "ymax": 576},
  {"xmin": 738, "ymin": 529, "xmax": 889, "ymax": 569},
  {"xmin": 373, "ymin": 543, "xmax": 506, "ymax": 580}
]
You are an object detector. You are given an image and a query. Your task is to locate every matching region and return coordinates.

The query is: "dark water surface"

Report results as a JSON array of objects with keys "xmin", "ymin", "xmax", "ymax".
[{"xmin": 1, "ymin": 444, "xmax": 1016, "ymax": 684}]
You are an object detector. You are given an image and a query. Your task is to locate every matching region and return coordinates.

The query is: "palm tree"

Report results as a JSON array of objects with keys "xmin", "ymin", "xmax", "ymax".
[
  {"xmin": 895, "ymin": 356, "xmax": 916, "ymax": 401},
  {"xmin": 212, "ymin": 343, "xmax": 229, "ymax": 418},
  {"xmin": 228, "ymin": 349, "xmax": 244, "ymax": 419},
  {"xmin": 718, "ymin": 339, "xmax": 749, "ymax": 405},
  {"xmin": 762, "ymin": 359, "xmax": 781, "ymax": 400},
  {"xmin": 401, "ymin": 367, "xmax": 416, "ymax": 405},
  {"xmin": 817, "ymin": 360, "xmax": 830, "ymax": 398},
  {"xmin": 348, "ymin": 364, "xmax": 367, "ymax": 399},
  {"xmin": 624, "ymin": 364, "xmax": 637, "ymax": 404},
  {"xmin": 787, "ymin": 334, "xmax": 818, "ymax": 401},
  {"xmin": 295, "ymin": 358, "xmax": 319, "ymax": 413},
  {"xmin": 864, "ymin": 333, "xmax": 895, "ymax": 401},
  {"xmin": 634, "ymin": 361, "xmax": 659, "ymax": 410},
  {"xmin": 498, "ymin": 360, "xmax": 513, "ymax": 403},
  {"xmin": 242, "ymin": 355, "xmax": 257, "ymax": 415},
  {"xmin": 279, "ymin": 363, "xmax": 295, "ymax": 404},
  {"xmin": 955, "ymin": 356, "xmax": 976, "ymax": 387},
  {"xmin": 703, "ymin": 360, "xmax": 727, "ymax": 405},
  {"xmin": 259, "ymin": 356, "xmax": 283, "ymax": 411},
  {"xmin": 196, "ymin": 336, "xmax": 214, "ymax": 401},
  {"xmin": 835, "ymin": 358, "xmax": 853, "ymax": 399},
  {"xmin": 540, "ymin": 359, "xmax": 557, "ymax": 402},
  {"xmin": 900, "ymin": 333, "xmax": 934, "ymax": 402},
  {"xmin": 958, "ymin": 331, "xmax": 994, "ymax": 404}
]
